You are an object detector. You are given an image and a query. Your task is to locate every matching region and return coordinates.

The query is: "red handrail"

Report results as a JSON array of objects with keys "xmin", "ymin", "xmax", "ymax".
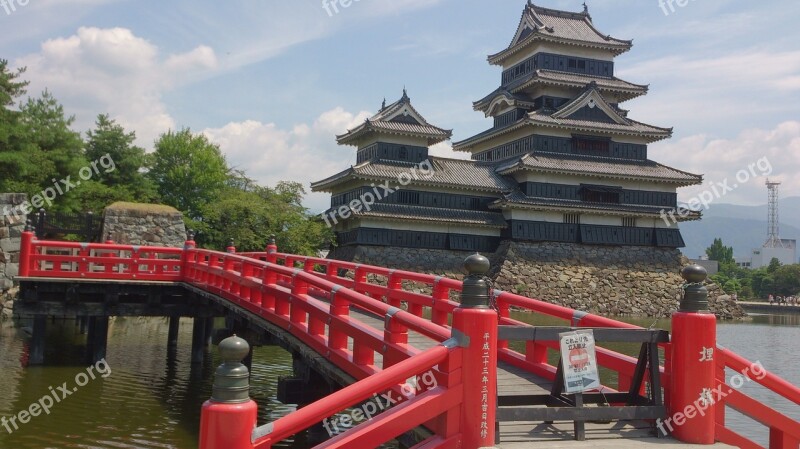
[
  {"xmin": 19, "ymin": 238, "xmax": 800, "ymax": 448},
  {"xmin": 252, "ymin": 344, "xmax": 456, "ymax": 448},
  {"xmin": 715, "ymin": 347, "xmax": 800, "ymax": 448}
]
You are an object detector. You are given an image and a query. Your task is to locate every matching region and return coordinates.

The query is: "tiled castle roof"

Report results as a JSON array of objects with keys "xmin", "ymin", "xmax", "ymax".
[
  {"xmin": 336, "ymin": 90, "xmax": 452, "ymax": 146},
  {"xmin": 496, "ymin": 153, "xmax": 703, "ymax": 186},
  {"xmin": 488, "ymin": 2, "xmax": 633, "ymax": 65},
  {"xmin": 334, "ymin": 203, "xmax": 508, "ymax": 228},
  {"xmin": 311, "ymin": 157, "xmax": 514, "ymax": 193}
]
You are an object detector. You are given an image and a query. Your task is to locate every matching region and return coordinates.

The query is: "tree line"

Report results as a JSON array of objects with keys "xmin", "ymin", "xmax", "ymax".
[
  {"xmin": 0, "ymin": 59, "xmax": 331, "ymax": 254},
  {"xmin": 705, "ymin": 238, "xmax": 800, "ymax": 299}
]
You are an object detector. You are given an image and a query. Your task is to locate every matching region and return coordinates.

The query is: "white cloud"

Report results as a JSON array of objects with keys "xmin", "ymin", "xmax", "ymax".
[
  {"xmin": 202, "ymin": 108, "xmax": 372, "ymax": 214},
  {"xmin": 616, "ymin": 48, "xmax": 800, "ymax": 139},
  {"xmin": 655, "ymin": 121, "xmax": 800, "ymax": 206},
  {"xmin": 14, "ymin": 27, "xmax": 219, "ymax": 146}
]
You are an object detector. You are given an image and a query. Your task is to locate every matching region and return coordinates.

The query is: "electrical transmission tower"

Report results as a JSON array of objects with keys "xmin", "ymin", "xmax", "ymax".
[{"xmin": 764, "ymin": 179, "xmax": 785, "ymax": 248}]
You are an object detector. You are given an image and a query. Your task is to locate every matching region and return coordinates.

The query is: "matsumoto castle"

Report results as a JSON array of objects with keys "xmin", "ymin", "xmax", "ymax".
[{"xmin": 312, "ymin": 1, "xmax": 703, "ymax": 257}]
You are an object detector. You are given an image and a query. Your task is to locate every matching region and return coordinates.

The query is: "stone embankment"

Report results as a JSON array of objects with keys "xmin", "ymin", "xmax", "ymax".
[{"xmin": 331, "ymin": 241, "xmax": 747, "ymax": 319}]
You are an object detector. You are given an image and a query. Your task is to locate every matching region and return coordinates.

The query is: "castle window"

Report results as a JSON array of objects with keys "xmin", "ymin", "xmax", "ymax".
[
  {"xmin": 568, "ymin": 59, "xmax": 577, "ymax": 68},
  {"xmin": 573, "ymin": 137, "xmax": 610, "ymax": 156},
  {"xmin": 580, "ymin": 185, "xmax": 622, "ymax": 204},
  {"xmin": 563, "ymin": 214, "xmax": 580, "ymax": 224},
  {"xmin": 578, "ymin": 60, "xmax": 586, "ymax": 70},
  {"xmin": 623, "ymin": 217, "xmax": 637, "ymax": 228},
  {"xmin": 397, "ymin": 191, "xmax": 420, "ymax": 205},
  {"xmin": 399, "ymin": 146, "xmax": 407, "ymax": 160}
]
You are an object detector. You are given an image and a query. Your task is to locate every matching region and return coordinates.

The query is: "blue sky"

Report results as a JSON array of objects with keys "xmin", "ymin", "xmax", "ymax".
[{"xmin": 2, "ymin": 0, "xmax": 799, "ymax": 213}]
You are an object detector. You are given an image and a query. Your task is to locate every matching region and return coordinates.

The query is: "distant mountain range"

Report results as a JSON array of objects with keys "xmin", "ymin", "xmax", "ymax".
[{"xmin": 680, "ymin": 197, "xmax": 800, "ymax": 260}]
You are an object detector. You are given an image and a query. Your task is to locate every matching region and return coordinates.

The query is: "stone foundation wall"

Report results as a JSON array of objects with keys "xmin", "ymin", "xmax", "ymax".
[
  {"xmin": 329, "ymin": 241, "xmax": 747, "ymax": 319},
  {"xmin": 100, "ymin": 202, "xmax": 187, "ymax": 247},
  {"xmin": 1, "ymin": 287, "xmax": 17, "ymax": 320},
  {"xmin": 0, "ymin": 193, "xmax": 28, "ymax": 292},
  {"xmin": 494, "ymin": 242, "xmax": 744, "ymax": 319}
]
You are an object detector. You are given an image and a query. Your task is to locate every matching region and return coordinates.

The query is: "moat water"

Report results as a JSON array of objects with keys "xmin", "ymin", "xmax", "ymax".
[{"xmin": 0, "ymin": 312, "xmax": 797, "ymax": 448}]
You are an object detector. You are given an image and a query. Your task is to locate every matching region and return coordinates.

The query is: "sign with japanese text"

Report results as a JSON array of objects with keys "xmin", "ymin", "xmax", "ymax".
[{"xmin": 559, "ymin": 329, "xmax": 600, "ymax": 394}]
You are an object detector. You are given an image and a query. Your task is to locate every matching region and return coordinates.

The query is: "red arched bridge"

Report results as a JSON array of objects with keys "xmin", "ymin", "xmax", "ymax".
[{"xmin": 15, "ymin": 229, "xmax": 800, "ymax": 449}]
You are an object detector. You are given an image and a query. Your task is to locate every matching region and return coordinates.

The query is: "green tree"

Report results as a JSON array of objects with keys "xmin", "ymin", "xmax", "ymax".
[
  {"xmin": 0, "ymin": 59, "xmax": 27, "ymax": 143},
  {"xmin": 0, "ymin": 60, "xmax": 47, "ymax": 196},
  {"xmin": 767, "ymin": 257, "xmax": 782, "ymax": 273},
  {"xmin": 198, "ymin": 181, "xmax": 332, "ymax": 255},
  {"xmin": 749, "ymin": 269, "xmax": 774, "ymax": 299},
  {"xmin": 85, "ymin": 114, "xmax": 156, "ymax": 202},
  {"xmin": 705, "ymin": 238, "xmax": 734, "ymax": 265},
  {"xmin": 148, "ymin": 129, "xmax": 228, "ymax": 220},
  {"xmin": 771, "ymin": 265, "xmax": 800, "ymax": 296}
]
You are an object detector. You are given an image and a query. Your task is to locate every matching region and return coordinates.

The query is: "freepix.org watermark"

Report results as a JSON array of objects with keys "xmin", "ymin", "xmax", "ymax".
[
  {"xmin": 322, "ymin": 0, "xmax": 367, "ymax": 17},
  {"xmin": 1, "ymin": 154, "xmax": 116, "ymax": 224},
  {"xmin": 321, "ymin": 159, "xmax": 434, "ymax": 228},
  {"xmin": 660, "ymin": 156, "xmax": 772, "ymax": 226},
  {"xmin": 656, "ymin": 358, "xmax": 766, "ymax": 436},
  {"xmin": 1, "ymin": 359, "xmax": 112, "ymax": 435},
  {"xmin": 1, "ymin": 0, "xmax": 29, "ymax": 16},
  {"xmin": 658, "ymin": 0, "xmax": 701, "ymax": 16},
  {"xmin": 322, "ymin": 370, "xmax": 438, "ymax": 436}
]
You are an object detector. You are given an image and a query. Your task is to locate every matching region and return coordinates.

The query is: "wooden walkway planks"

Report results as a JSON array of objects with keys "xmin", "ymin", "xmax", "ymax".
[{"xmin": 346, "ymin": 305, "xmax": 737, "ymax": 447}]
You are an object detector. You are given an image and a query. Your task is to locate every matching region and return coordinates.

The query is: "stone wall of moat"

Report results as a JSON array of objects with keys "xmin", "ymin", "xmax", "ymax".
[{"xmin": 329, "ymin": 241, "xmax": 746, "ymax": 319}]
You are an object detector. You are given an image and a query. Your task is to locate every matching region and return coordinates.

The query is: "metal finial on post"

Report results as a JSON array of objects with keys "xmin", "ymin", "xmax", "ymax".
[
  {"xmin": 25, "ymin": 218, "xmax": 33, "ymax": 232},
  {"xmin": 188, "ymin": 229, "xmax": 196, "ymax": 241},
  {"xmin": 226, "ymin": 238, "xmax": 236, "ymax": 254},
  {"xmin": 269, "ymin": 234, "xmax": 276, "ymax": 245},
  {"xmin": 199, "ymin": 335, "xmax": 258, "ymax": 449},
  {"xmin": 460, "ymin": 253, "xmax": 491, "ymax": 308},
  {"xmin": 211, "ymin": 335, "xmax": 251, "ymax": 403},
  {"xmin": 680, "ymin": 264, "xmax": 709, "ymax": 312}
]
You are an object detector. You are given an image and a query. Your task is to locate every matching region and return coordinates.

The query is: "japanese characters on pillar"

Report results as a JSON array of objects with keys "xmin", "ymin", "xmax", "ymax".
[
  {"xmin": 452, "ymin": 253, "xmax": 498, "ymax": 448},
  {"xmin": 480, "ymin": 331, "xmax": 491, "ymax": 440},
  {"xmin": 668, "ymin": 264, "xmax": 717, "ymax": 445}
]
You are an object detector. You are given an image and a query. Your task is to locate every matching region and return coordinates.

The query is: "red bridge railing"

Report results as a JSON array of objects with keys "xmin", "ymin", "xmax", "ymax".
[{"xmin": 17, "ymin": 230, "xmax": 800, "ymax": 448}]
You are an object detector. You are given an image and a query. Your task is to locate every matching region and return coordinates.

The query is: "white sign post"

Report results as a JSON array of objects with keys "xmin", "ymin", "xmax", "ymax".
[{"xmin": 559, "ymin": 329, "xmax": 600, "ymax": 394}]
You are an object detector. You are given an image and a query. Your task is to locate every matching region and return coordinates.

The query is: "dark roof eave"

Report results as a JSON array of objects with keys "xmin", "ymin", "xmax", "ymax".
[
  {"xmin": 488, "ymin": 34, "xmax": 632, "ymax": 66},
  {"xmin": 497, "ymin": 165, "xmax": 702, "ymax": 186},
  {"xmin": 312, "ymin": 174, "xmax": 509, "ymax": 194},
  {"xmin": 489, "ymin": 200, "xmax": 701, "ymax": 219},
  {"xmin": 354, "ymin": 214, "xmax": 507, "ymax": 229}
]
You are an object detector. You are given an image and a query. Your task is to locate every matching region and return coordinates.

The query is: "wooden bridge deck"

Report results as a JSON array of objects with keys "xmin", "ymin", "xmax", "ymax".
[{"xmin": 346, "ymin": 305, "xmax": 681, "ymax": 446}]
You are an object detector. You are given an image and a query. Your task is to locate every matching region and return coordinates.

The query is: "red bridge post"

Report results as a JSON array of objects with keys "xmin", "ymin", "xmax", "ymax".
[
  {"xmin": 19, "ymin": 220, "xmax": 34, "ymax": 277},
  {"xmin": 452, "ymin": 254, "xmax": 498, "ymax": 448},
  {"xmin": 266, "ymin": 234, "xmax": 278, "ymax": 264},
  {"xmin": 668, "ymin": 265, "xmax": 716, "ymax": 444},
  {"xmin": 199, "ymin": 335, "xmax": 257, "ymax": 449}
]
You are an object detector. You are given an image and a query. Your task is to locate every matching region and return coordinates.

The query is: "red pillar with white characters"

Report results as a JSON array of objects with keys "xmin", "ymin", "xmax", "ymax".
[
  {"xmin": 451, "ymin": 254, "xmax": 498, "ymax": 448},
  {"xmin": 668, "ymin": 265, "xmax": 717, "ymax": 444},
  {"xmin": 199, "ymin": 335, "xmax": 257, "ymax": 449}
]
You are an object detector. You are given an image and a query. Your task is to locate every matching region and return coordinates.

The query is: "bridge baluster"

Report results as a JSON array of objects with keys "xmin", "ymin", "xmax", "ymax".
[
  {"xmin": 430, "ymin": 280, "xmax": 449, "ymax": 326},
  {"xmin": 328, "ymin": 288, "xmax": 349, "ymax": 353},
  {"xmin": 387, "ymin": 272, "xmax": 402, "ymax": 307},
  {"xmin": 261, "ymin": 266, "xmax": 277, "ymax": 311},
  {"xmin": 290, "ymin": 274, "xmax": 308, "ymax": 325},
  {"xmin": 383, "ymin": 311, "xmax": 409, "ymax": 369},
  {"xmin": 265, "ymin": 234, "xmax": 278, "ymax": 264},
  {"xmin": 19, "ymin": 222, "xmax": 34, "ymax": 277},
  {"xmin": 199, "ymin": 335, "xmax": 257, "ymax": 449}
]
